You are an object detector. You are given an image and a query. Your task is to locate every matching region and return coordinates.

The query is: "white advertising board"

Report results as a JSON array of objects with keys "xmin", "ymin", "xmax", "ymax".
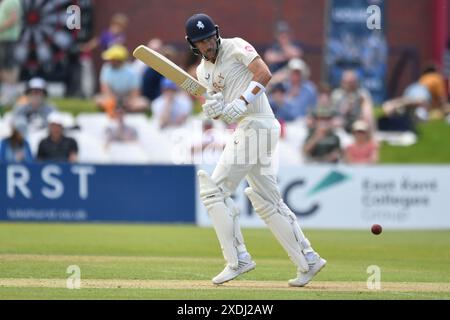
[{"xmin": 196, "ymin": 165, "xmax": 450, "ymax": 230}]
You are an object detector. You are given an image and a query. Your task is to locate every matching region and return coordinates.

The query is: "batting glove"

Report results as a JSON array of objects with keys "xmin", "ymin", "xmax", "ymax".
[
  {"xmin": 221, "ymin": 98, "xmax": 247, "ymax": 124},
  {"xmin": 202, "ymin": 92, "xmax": 224, "ymax": 119}
]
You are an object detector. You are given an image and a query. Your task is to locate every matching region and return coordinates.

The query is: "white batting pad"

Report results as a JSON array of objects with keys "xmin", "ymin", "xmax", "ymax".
[
  {"xmin": 245, "ymin": 187, "xmax": 309, "ymax": 272},
  {"xmin": 198, "ymin": 170, "xmax": 239, "ymax": 269}
]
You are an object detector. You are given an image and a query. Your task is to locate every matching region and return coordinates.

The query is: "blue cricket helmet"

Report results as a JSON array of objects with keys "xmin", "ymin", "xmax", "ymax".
[{"xmin": 185, "ymin": 13, "xmax": 220, "ymax": 57}]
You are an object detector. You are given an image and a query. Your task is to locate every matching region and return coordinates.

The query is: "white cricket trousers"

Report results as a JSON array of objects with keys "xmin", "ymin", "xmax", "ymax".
[{"xmin": 212, "ymin": 115, "xmax": 282, "ymax": 203}]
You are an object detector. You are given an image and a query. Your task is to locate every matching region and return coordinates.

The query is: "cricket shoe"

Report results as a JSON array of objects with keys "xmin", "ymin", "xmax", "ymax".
[
  {"xmin": 288, "ymin": 255, "xmax": 327, "ymax": 287},
  {"xmin": 212, "ymin": 256, "xmax": 256, "ymax": 285}
]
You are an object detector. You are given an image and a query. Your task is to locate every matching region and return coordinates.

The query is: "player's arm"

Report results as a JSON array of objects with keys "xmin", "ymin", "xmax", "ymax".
[
  {"xmin": 221, "ymin": 57, "xmax": 272, "ymax": 124},
  {"xmin": 239, "ymin": 57, "xmax": 272, "ymax": 105}
]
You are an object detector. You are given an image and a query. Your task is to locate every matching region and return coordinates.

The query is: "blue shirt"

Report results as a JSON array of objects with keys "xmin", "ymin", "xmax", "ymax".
[
  {"xmin": 141, "ymin": 67, "xmax": 163, "ymax": 101},
  {"xmin": 0, "ymin": 138, "xmax": 33, "ymax": 163},
  {"xmin": 99, "ymin": 30, "xmax": 125, "ymax": 51},
  {"xmin": 100, "ymin": 63, "xmax": 140, "ymax": 97},
  {"xmin": 269, "ymin": 98, "xmax": 299, "ymax": 122},
  {"xmin": 284, "ymin": 80, "xmax": 318, "ymax": 119}
]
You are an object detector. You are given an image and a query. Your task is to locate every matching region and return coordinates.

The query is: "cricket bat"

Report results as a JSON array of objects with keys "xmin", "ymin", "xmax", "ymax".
[{"xmin": 133, "ymin": 45, "xmax": 207, "ymax": 97}]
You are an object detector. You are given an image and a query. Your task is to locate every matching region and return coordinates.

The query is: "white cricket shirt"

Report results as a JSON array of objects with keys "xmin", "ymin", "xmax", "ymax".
[{"xmin": 196, "ymin": 37, "xmax": 274, "ymax": 116}]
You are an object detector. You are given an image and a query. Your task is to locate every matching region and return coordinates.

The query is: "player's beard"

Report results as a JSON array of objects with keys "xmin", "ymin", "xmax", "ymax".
[{"xmin": 204, "ymin": 44, "xmax": 218, "ymax": 62}]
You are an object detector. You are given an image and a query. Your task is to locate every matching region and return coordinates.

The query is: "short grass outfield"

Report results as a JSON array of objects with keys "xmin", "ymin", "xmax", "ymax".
[{"xmin": 0, "ymin": 223, "xmax": 449, "ymax": 300}]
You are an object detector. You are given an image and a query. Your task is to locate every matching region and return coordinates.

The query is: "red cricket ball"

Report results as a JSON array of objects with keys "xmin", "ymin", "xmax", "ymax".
[{"xmin": 371, "ymin": 224, "xmax": 382, "ymax": 235}]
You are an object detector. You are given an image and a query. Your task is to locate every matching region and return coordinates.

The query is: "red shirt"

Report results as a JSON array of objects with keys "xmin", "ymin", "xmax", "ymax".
[{"xmin": 345, "ymin": 141, "xmax": 378, "ymax": 164}]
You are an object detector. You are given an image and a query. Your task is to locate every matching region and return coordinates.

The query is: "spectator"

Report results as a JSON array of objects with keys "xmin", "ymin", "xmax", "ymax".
[
  {"xmin": 133, "ymin": 38, "xmax": 163, "ymax": 77},
  {"xmin": 419, "ymin": 63, "xmax": 447, "ymax": 119},
  {"xmin": 326, "ymin": 32, "xmax": 364, "ymax": 88},
  {"xmin": 0, "ymin": 0, "xmax": 22, "ymax": 105},
  {"xmin": 79, "ymin": 13, "xmax": 129, "ymax": 99},
  {"xmin": 305, "ymin": 83, "xmax": 334, "ymax": 130},
  {"xmin": 345, "ymin": 120, "xmax": 378, "ymax": 164},
  {"xmin": 99, "ymin": 13, "xmax": 128, "ymax": 50},
  {"xmin": 12, "ymin": 78, "xmax": 56, "ymax": 131},
  {"xmin": 264, "ymin": 21, "xmax": 303, "ymax": 73},
  {"xmin": 37, "ymin": 112, "xmax": 78, "ymax": 162},
  {"xmin": 141, "ymin": 44, "xmax": 177, "ymax": 102},
  {"xmin": 303, "ymin": 107, "xmax": 341, "ymax": 163},
  {"xmin": 151, "ymin": 78, "xmax": 192, "ymax": 129},
  {"xmin": 83, "ymin": 13, "xmax": 128, "ymax": 53},
  {"xmin": 105, "ymin": 106, "xmax": 138, "ymax": 144},
  {"xmin": 268, "ymin": 82, "xmax": 297, "ymax": 122},
  {"xmin": 95, "ymin": 45, "xmax": 149, "ymax": 116},
  {"xmin": 141, "ymin": 64, "xmax": 164, "ymax": 102},
  {"xmin": 378, "ymin": 82, "xmax": 431, "ymax": 133},
  {"xmin": 317, "ymin": 83, "xmax": 332, "ymax": 107},
  {"xmin": 283, "ymin": 58, "xmax": 318, "ymax": 120},
  {"xmin": 330, "ymin": 70, "xmax": 375, "ymax": 133},
  {"xmin": 0, "ymin": 117, "xmax": 33, "ymax": 163}
]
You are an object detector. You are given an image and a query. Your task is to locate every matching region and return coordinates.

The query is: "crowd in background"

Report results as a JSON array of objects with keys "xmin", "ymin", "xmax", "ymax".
[{"xmin": 0, "ymin": 9, "xmax": 449, "ymax": 165}]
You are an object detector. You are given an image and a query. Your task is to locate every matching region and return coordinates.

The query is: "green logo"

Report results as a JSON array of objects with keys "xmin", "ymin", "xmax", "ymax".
[{"xmin": 307, "ymin": 170, "xmax": 350, "ymax": 197}]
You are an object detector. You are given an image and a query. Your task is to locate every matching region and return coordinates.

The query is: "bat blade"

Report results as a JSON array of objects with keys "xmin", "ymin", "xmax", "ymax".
[{"xmin": 133, "ymin": 45, "xmax": 206, "ymax": 97}]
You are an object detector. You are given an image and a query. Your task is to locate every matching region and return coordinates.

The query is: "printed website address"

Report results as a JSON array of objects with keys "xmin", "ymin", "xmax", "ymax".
[{"xmin": 6, "ymin": 209, "xmax": 88, "ymax": 221}]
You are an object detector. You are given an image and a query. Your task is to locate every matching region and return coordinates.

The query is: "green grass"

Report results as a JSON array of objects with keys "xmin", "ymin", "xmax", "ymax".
[
  {"xmin": 0, "ymin": 98, "xmax": 98, "ymax": 117},
  {"xmin": 2, "ymin": 288, "xmax": 447, "ymax": 300},
  {"xmin": 0, "ymin": 223, "xmax": 449, "ymax": 299},
  {"xmin": 379, "ymin": 120, "xmax": 450, "ymax": 163},
  {"xmin": 50, "ymin": 98, "xmax": 97, "ymax": 116}
]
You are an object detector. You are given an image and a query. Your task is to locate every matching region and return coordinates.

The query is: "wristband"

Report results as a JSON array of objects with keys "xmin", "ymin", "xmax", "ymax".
[{"xmin": 241, "ymin": 81, "xmax": 266, "ymax": 105}]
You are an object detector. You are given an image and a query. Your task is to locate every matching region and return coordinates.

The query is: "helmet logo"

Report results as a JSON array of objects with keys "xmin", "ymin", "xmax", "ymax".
[{"xmin": 197, "ymin": 21, "xmax": 205, "ymax": 29}]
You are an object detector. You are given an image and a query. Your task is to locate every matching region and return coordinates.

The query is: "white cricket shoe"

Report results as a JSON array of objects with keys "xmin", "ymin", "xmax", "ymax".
[
  {"xmin": 288, "ymin": 256, "xmax": 327, "ymax": 287},
  {"xmin": 212, "ymin": 257, "xmax": 256, "ymax": 285}
]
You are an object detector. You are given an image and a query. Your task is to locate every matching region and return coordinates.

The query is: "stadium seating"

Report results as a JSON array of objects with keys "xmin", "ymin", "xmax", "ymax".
[{"xmin": 1, "ymin": 110, "xmax": 361, "ymax": 165}]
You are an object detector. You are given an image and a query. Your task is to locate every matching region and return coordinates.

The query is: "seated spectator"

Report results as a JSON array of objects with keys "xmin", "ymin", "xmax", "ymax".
[
  {"xmin": 95, "ymin": 45, "xmax": 149, "ymax": 117},
  {"xmin": 282, "ymin": 58, "xmax": 318, "ymax": 120},
  {"xmin": 133, "ymin": 38, "xmax": 163, "ymax": 77},
  {"xmin": 268, "ymin": 82, "xmax": 298, "ymax": 122},
  {"xmin": 317, "ymin": 83, "xmax": 333, "ymax": 106},
  {"xmin": 0, "ymin": 117, "xmax": 33, "ymax": 163},
  {"xmin": 378, "ymin": 82, "xmax": 431, "ymax": 133},
  {"xmin": 330, "ymin": 70, "xmax": 375, "ymax": 133},
  {"xmin": 303, "ymin": 107, "xmax": 341, "ymax": 163},
  {"xmin": 264, "ymin": 21, "xmax": 303, "ymax": 73},
  {"xmin": 141, "ymin": 44, "xmax": 177, "ymax": 102},
  {"xmin": 12, "ymin": 78, "xmax": 56, "ymax": 131},
  {"xmin": 151, "ymin": 78, "xmax": 193, "ymax": 129},
  {"xmin": 79, "ymin": 13, "xmax": 129, "ymax": 99},
  {"xmin": 37, "ymin": 112, "xmax": 78, "ymax": 162},
  {"xmin": 305, "ymin": 84, "xmax": 335, "ymax": 130},
  {"xmin": 105, "ymin": 106, "xmax": 138, "ymax": 144},
  {"xmin": 419, "ymin": 63, "xmax": 447, "ymax": 119},
  {"xmin": 345, "ymin": 120, "xmax": 378, "ymax": 164}
]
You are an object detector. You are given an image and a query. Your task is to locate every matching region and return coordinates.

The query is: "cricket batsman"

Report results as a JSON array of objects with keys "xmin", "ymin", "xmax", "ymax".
[{"xmin": 186, "ymin": 13, "xmax": 326, "ymax": 286}]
